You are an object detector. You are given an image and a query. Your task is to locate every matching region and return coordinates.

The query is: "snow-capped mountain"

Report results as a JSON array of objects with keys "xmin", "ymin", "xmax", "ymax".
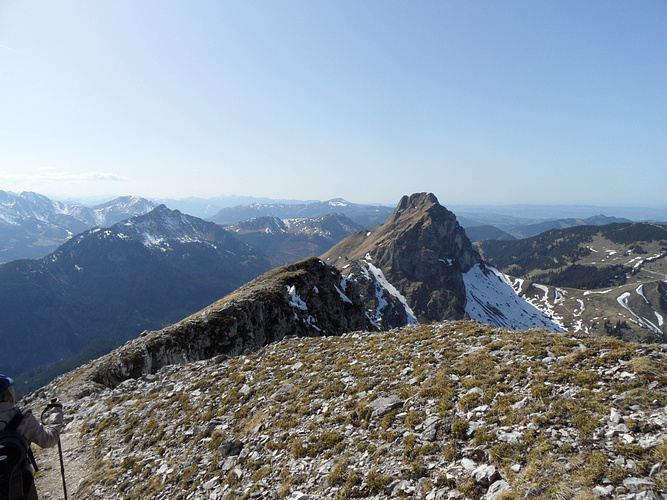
[
  {"xmin": 89, "ymin": 195, "xmax": 158, "ymax": 227},
  {"xmin": 0, "ymin": 191, "xmax": 157, "ymax": 262},
  {"xmin": 224, "ymin": 214, "xmax": 363, "ymax": 266},
  {"xmin": 322, "ymin": 192, "xmax": 558, "ymax": 331},
  {"xmin": 209, "ymin": 198, "xmax": 393, "ymax": 228},
  {"xmin": 0, "ymin": 205, "xmax": 272, "ymax": 386}
]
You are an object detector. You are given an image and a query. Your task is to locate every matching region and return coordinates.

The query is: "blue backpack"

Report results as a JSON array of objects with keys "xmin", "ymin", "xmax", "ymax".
[{"xmin": 0, "ymin": 410, "xmax": 37, "ymax": 500}]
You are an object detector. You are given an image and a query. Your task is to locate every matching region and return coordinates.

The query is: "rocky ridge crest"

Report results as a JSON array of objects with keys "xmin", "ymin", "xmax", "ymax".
[
  {"xmin": 30, "ymin": 321, "xmax": 667, "ymax": 499},
  {"xmin": 77, "ymin": 257, "xmax": 369, "ymax": 389}
]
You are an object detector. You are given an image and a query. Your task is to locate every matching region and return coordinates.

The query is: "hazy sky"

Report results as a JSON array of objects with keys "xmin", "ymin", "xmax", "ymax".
[{"xmin": 1, "ymin": 1, "xmax": 665, "ymax": 206}]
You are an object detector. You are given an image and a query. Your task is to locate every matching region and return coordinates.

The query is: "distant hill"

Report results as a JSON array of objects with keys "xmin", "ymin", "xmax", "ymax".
[
  {"xmin": 508, "ymin": 215, "xmax": 632, "ymax": 239},
  {"xmin": 476, "ymin": 222, "xmax": 667, "ymax": 289},
  {"xmin": 154, "ymin": 195, "xmax": 315, "ymax": 219},
  {"xmin": 451, "ymin": 203, "xmax": 667, "ymax": 223},
  {"xmin": 0, "ymin": 191, "xmax": 156, "ymax": 262},
  {"xmin": 0, "ymin": 205, "xmax": 271, "ymax": 391},
  {"xmin": 209, "ymin": 198, "xmax": 393, "ymax": 228},
  {"xmin": 464, "ymin": 225, "xmax": 517, "ymax": 242},
  {"xmin": 224, "ymin": 214, "xmax": 363, "ymax": 266}
]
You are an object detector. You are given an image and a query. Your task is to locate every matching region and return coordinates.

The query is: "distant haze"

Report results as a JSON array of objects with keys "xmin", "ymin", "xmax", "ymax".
[{"xmin": 0, "ymin": 2, "xmax": 665, "ymax": 206}]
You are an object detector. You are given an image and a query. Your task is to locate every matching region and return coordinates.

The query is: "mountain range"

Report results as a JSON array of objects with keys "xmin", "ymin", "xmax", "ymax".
[
  {"xmin": 0, "ymin": 205, "xmax": 272, "ymax": 391},
  {"xmin": 74, "ymin": 193, "xmax": 564, "ymax": 393},
  {"xmin": 0, "ymin": 191, "xmax": 157, "ymax": 262},
  {"xmin": 0, "ymin": 192, "xmax": 390, "ymax": 264},
  {"xmin": 3, "ymin": 191, "xmax": 667, "ymax": 395},
  {"xmin": 224, "ymin": 214, "xmax": 363, "ymax": 266},
  {"xmin": 209, "ymin": 199, "xmax": 394, "ymax": 228},
  {"xmin": 23, "ymin": 195, "xmax": 667, "ymax": 499},
  {"xmin": 0, "ymin": 190, "xmax": 656, "ymax": 266}
]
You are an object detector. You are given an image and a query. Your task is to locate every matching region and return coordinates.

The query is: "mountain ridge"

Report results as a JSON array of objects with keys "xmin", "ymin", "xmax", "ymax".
[
  {"xmin": 209, "ymin": 198, "xmax": 393, "ymax": 228},
  {"xmin": 73, "ymin": 257, "xmax": 369, "ymax": 390},
  {"xmin": 0, "ymin": 205, "xmax": 272, "ymax": 389},
  {"xmin": 0, "ymin": 191, "xmax": 157, "ymax": 262},
  {"xmin": 225, "ymin": 214, "xmax": 364, "ymax": 266}
]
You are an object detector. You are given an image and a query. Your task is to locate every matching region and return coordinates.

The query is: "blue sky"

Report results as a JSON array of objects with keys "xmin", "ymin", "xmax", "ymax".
[{"xmin": 0, "ymin": 1, "xmax": 665, "ymax": 206}]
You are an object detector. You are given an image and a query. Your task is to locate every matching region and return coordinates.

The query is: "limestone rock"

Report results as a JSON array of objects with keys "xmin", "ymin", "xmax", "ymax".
[
  {"xmin": 623, "ymin": 477, "xmax": 657, "ymax": 493},
  {"xmin": 84, "ymin": 257, "xmax": 370, "ymax": 388},
  {"xmin": 368, "ymin": 395, "xmax": 404, "ymax": 418},
  {"xmin": 323, "ymin": 192, "xmax": 482, "ymax": 327}
]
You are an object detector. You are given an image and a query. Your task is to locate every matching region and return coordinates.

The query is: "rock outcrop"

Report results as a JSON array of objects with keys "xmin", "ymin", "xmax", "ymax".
[
  {"xmin": 82, "ymin": 257, "xmax": 369, "ymax": 388},
  {"xmin": 322, "ymin": 193, "xmax": 483, "ymax": 328},
  {"xmin": 322, "ymin": 193, "xmax": 560, "ymax": 332}
]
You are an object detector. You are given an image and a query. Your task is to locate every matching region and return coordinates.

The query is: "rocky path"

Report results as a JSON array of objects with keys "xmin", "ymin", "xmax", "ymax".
[{"xmin": 34, "ymin": 417, "xmax": 94, "ymax": 499}]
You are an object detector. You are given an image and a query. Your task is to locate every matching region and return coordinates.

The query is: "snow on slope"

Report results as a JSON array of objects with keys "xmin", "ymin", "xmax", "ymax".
[
  {"xmin": 350, "ymin": 261, "xmax": 419, "ymax": 329},
  {"xmin": 463, "ymin": 263, "xmax": 564, "ymax": 331},
  {"xmin": 617, "ymin": 291, "xmax": 663, "ymax": 335}
]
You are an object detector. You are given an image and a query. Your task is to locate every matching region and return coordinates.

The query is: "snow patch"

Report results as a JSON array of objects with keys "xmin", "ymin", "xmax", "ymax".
[
  {"xmin": 617, "ymin": 292, "xmax": 662, "ymax": 335},
  {"xmin": 636, "ymin": 284, "xmax": 650, "ymax": 304},
  {"xmin": 583, "ymin": 289, "xmax": 612, "ymax": 296},
  {"xmin": 366, "ymin": 263, "xmax": 417, "ymax": 324},
  {"xmin": 335, "ymin": 285, "xmax": 353, "ymax": 304},
  {"xmin": 287, "ymin": 285, "xmax": 308, "ymax": 310},
  {"xmin": 463, "ymin": 264, "xmax": 563, "ymax": 331}
]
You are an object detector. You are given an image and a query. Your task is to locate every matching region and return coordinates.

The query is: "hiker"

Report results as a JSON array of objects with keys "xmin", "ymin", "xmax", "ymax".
[{"xmin": 0, "ymin": 374, "xmax": 63, "ymax": 500}]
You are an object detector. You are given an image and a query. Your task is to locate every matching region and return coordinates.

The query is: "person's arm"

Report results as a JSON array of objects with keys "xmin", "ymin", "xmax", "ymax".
[{"xmin": 18, "ymin": 404, "xmax": 63, "ymax": 449}]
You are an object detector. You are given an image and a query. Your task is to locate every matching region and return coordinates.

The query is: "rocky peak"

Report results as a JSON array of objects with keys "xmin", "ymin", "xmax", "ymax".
[
  {"xmin": 322, "ymin": 193, "xmax": 482, "ymax": 327},
  {"xmin": 389, "ymin": 192, "xmax": 445, "ymax": 222}
]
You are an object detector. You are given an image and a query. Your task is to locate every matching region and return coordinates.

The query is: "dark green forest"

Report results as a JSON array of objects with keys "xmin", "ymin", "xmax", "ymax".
[{"xmin": 478, "ymin": 222, "xmax": 667, "ymax": 289}]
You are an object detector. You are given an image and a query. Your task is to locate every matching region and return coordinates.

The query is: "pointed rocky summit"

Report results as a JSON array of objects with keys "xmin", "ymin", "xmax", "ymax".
[{"xmin": 322, "ymin": 192, "xmax": 482, "ymax": 328}]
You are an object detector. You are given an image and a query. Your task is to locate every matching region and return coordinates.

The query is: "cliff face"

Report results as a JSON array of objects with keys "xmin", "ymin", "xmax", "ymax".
[
  {"xmin": 322, "ymin": 193, "xmax": 482, "ymax": 328},
  {"xmin": 84, "ymin": 257, "xmax": 370, "ymax": 388}
]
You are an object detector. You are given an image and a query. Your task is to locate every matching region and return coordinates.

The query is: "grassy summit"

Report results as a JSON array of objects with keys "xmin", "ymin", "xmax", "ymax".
[{"xmin": 34, "ymin": 320, "xmax": 667, "ymax": 499}]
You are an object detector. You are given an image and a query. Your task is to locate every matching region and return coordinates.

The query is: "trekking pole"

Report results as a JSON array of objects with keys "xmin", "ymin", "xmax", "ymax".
[
  {"xmin": 56, "ymin": 438, "xmax": 68, "ymax": 500},
  {"xmin": 42, "ymin": 399, "xmax": 68, "ymax": 500}
]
